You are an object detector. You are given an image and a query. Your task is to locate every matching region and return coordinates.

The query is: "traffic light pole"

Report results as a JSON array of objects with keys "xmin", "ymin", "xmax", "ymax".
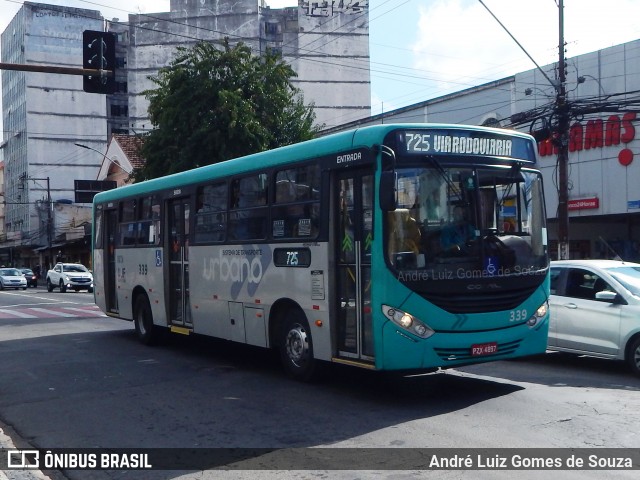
[
  {"xmin": 0, "ymin": 62, "xmax": 112, "ymax": 78},
  {"xmin": 0, "ymin": 30, "xmax": 116, "ymax": 93}
]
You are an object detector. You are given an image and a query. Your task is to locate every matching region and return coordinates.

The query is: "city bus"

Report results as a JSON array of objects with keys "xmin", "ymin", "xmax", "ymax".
[{"xmin": 92, "ymin": 124, "xmax": 550, "ymax": 380}]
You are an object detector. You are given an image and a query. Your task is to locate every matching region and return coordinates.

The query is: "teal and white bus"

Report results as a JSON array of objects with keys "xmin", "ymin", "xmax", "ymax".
[{"xmin": 92, "ymin": 124, "xmax": 550, "ymax": 380}]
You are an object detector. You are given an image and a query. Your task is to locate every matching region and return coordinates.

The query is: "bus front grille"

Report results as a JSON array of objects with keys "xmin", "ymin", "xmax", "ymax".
[{"xmin": 434, "ymin": 339, "xmax": 522, "ymax": 362}]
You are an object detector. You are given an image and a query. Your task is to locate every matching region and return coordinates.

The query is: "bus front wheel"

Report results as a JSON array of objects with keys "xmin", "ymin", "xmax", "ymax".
[
  {"xmin": 279, "ymin": 309, "xmax": 317, "ymax": 381},
  {"xmin": 134, "ymin": 295, "xmax": 160, "ymax": 346}
]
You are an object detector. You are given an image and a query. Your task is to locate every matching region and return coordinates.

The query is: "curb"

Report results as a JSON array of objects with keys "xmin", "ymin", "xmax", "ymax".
[{"xmin": 0, "ymin": 427, "xmax": 52, "ymax": 480}]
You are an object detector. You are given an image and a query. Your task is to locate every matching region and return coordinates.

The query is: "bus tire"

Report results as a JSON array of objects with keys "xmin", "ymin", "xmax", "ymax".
[
  {"xmin": 134, "ymin": 295, "xmax": 160, "ymax": 346},
  {"xmin": 279, "ymin": 309, "xmax": 317, "ymax": 381},
  {"xmin": 626, "ymin": 336, "xmax": 640, "ymax": 376}
]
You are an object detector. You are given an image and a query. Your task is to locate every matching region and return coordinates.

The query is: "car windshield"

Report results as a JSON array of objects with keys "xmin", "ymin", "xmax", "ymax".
[
  {"xmin": 608, "ymin": 266, "xmax": 640, "ymax": 296},
  {"xmin": 0, "ymin": 269, "xmax": 21, "ymax": 276},
  {"xmin": 63, "ymin": 265, "xmax": 88, "ymax": 273}
]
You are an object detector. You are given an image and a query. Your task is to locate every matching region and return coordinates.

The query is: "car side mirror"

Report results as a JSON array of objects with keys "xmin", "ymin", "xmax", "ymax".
[{"xmin": 595, "ymin": 290, "xmax": 619, "ymax": 303}]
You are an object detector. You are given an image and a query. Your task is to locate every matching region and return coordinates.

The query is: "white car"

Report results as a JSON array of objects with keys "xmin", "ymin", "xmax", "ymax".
[
  {"xmin": 549, "ymin": 259, "xmax": 640, "ymax": 376},
  {"xmin": 0, "ymin": 268, "xmax": 28, "ymax": 290},
  {"xmin": 46, "ymin": 263, "xmax": 94, "ymax": 293}
]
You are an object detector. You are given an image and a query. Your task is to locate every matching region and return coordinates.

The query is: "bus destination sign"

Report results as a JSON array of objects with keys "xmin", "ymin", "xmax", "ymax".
[{"xmin": 399, "ymin": 130, "xmax": 536, "ymax": 163}]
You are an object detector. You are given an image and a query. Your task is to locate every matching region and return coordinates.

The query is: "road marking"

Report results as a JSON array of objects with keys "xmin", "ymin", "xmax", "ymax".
[
  {"xmin": 27, "ymin": 308, "xmax": 78, "ymax": 318},
  {"xmin": 0, "ymin": 309, "xmax": 37, "ymax": 318}
]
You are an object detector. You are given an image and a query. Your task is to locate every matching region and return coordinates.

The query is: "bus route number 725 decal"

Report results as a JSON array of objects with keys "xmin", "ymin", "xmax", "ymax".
[{"xmin": 273, "ymin": 248, "xmax": 311, "ymax": 268}]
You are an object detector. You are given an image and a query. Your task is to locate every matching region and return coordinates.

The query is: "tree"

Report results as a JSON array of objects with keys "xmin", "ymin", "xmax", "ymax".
[{"xmin": 134, "ymin": 39, "xmax": 321, "ymax": 180}]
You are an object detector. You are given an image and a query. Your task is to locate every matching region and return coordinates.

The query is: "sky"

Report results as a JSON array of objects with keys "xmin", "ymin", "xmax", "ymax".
[{"xmin": 2, "ymin": 0, "xmax": 640, "ymax": 123}]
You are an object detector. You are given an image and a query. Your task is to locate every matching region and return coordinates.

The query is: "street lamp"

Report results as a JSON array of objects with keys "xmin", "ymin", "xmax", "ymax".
[
  {"xmin": 577, "ymin": 75, "xmax": 606, "ymax": 97},
  {"xmin": 75, "ymin": 142, "xmax": 132, "ymax": 174}
]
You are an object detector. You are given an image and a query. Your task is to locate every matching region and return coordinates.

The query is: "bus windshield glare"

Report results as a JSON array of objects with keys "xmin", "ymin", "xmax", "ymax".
[{"xmin": 386, "ymin": 165, "xmax": 547, "ymax": 279}]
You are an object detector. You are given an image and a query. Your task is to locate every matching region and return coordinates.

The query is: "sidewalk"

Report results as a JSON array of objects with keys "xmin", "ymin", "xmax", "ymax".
[{"xmin": 0, "ymin": 426, "xmax": 52, "ymax": 480}]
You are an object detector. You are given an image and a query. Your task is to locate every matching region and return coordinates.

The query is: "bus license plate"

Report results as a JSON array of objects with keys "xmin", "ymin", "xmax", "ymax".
[{"xmin": 471, "ymin": 342, "xmax": 497, "ymax": 356}]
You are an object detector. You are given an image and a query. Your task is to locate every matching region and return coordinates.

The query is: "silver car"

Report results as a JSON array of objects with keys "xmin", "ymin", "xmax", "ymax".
[
  {"xmin": 549, "ymin": 259, "xmax": 640, "ymax": 375},
  {"xmin": 0, "ymin": 268, "xmax": 28, "ymax": 290}
]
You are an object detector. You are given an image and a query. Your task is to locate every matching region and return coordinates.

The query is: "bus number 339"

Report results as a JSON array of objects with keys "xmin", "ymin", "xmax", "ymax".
[{"xmin": 509, "ymin": 309, "xmax": 528, "ymax": 322}]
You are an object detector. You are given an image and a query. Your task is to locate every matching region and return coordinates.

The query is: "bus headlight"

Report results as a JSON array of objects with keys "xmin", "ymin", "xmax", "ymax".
[
  {"xmin": 527, "ymin": 301, "xmax": 549, "ymax": 327},
  {"xmin": 383, "ymin": 305, "xmax": 435, "ymax": 339}
]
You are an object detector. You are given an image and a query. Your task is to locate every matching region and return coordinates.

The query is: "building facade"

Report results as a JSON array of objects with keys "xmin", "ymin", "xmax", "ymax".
[
  {"xmin": 0, "ymin": 3, "xmax": 106, "ymax": 268},
  {"xmin": 122, "ymin": 0, "xmax": 370, "ymax": 134},
  {"xmin": 324, "ymin": 39, "xmax": 640, "ymax": 261}
]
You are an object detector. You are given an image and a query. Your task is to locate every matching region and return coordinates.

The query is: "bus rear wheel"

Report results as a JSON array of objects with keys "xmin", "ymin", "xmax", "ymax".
[
  {"xmin": 134, "ymin": 295, "xmax": 160, "ymax": 346},
  {"xmin": 279, "ymin": 309, "xmax": 317, "ymax": 381}
]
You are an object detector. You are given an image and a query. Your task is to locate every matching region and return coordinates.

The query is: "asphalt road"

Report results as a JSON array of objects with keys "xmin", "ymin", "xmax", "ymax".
[{"xmin": 0, "ymin": 288, "xmax": 638, "ymax": 480}]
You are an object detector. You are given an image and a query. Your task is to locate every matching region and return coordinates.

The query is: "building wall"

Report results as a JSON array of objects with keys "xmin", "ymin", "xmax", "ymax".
[
  {"xmin": 1, "ymin": 3, "xmax": 107, "ymax": 255},
  {"xmin": 282, "ymin": 1, "xmax": 371, "ymax": 128},
  {"xmin": 515, "ymin": 41, "xmax": 640, "ymax": 224},
  {"xmin": 124, "ymin": 0, "xmax": 370, "ymax": 132},
  {"xmin": 126, "ymin": 0, "xmax": 261, "ymax": 133},
  {"xmin": 0, "ymin": 2, "xmax": 107, "ymax": 264}
]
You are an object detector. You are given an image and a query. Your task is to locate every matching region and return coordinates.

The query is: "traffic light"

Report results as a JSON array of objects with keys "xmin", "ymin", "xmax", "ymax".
[{"xmin": 82, "ymin": 30, "xmax": 116, "ymax": 94}]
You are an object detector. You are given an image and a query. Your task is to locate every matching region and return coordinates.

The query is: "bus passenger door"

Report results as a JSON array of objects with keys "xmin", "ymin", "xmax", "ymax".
[
  {"xmin": 167, "ymin": 198, "xmax": 192, "ymax": 328},
  {"xmin": 335, "ymin": 170, "xmax": 374, "ymax": 362},
  {"xmin": 104, "ymin": 209, "xmax": 118, "ymax": 313}
]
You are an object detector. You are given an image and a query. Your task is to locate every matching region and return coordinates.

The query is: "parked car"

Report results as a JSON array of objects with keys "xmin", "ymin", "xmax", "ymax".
[
  {"xmin": 19, "ymin": 268, "xmax": 38, "ymax": 288},
  {"xmin": 46, "ymin": 263, "xmax": 94, "ymax": 293},
  {"xmin": 549, "ymin": 259, "xmax": 640, "ymax": 375},
  {"xmin": 0, "ymin": 268, "xmax": 28, "ymax": 290}
]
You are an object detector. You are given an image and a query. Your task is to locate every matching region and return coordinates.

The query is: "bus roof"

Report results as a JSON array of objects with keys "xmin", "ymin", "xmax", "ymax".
[{"xmin": 93, "ymin": 123, "xmax": 537, "ymax": 204}]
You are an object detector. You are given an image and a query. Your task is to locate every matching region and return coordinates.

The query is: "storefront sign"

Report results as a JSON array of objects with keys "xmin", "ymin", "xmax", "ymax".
[
  {"xmin": 568, "ymin": 197, "xmax": 599, "ymax": 211},
  {"xmin": 538, "ymin": 112, "xmax": 636, "ymax": 166}
]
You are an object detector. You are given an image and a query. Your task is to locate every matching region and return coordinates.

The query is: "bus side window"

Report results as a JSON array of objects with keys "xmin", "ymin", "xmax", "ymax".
[
  {"xmin": 195, "ymin": 183, "xmax": 227, "ymax": 243},
  {"xmin": 272, "ymin": 165, "xmax": 320, "ymax": 240},
  {"xmin": 230, "ymin": 174, "xmax": 268, "ymax": 240}
]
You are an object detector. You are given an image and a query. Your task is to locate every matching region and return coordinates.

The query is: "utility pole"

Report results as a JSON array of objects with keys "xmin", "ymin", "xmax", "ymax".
[
  {"xmin": 28, "ymin": 177, "xmax": 53, "ymax": 270},
  {"xmin": 556, "ymin": 0, "xmax": 570, "ymax": 260},
  {"xmin": 46, "ymin": 177, "xmax": 53, "ymax": 270}
]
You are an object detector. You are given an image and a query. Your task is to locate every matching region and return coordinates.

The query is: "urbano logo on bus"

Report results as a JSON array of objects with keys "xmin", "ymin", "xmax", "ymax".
[{"xmin": 202, "ymin": 247, "xmax": 272, "ymax": 298}]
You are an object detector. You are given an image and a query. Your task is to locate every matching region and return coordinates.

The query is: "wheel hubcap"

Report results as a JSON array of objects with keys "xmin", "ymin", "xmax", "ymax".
[{"xmin": 285, "ymin": 325, "xmax": 308, "ymax": 367}]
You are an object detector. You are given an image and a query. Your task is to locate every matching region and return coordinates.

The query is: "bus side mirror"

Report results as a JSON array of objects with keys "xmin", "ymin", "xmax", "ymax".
[{"xmin": 379, "ymin": 172, "xmax": 397, "ymax": 211}]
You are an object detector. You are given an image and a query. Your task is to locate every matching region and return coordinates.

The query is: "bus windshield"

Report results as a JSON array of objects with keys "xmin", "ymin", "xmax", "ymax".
[{"xmin": 386, "ymin": 165, "xmax": 547, "ymax": 279}]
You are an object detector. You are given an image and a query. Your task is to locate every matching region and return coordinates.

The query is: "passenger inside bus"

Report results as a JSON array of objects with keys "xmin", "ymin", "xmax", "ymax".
[{"xmin": 388, "ymin": 209, "xmax": 422, "ymax": 268}]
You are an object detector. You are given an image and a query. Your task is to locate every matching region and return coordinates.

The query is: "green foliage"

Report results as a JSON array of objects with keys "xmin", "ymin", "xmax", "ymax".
[{"xmin": 135, "ymin": 39, "xmax": 321, "ymax": 181}]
